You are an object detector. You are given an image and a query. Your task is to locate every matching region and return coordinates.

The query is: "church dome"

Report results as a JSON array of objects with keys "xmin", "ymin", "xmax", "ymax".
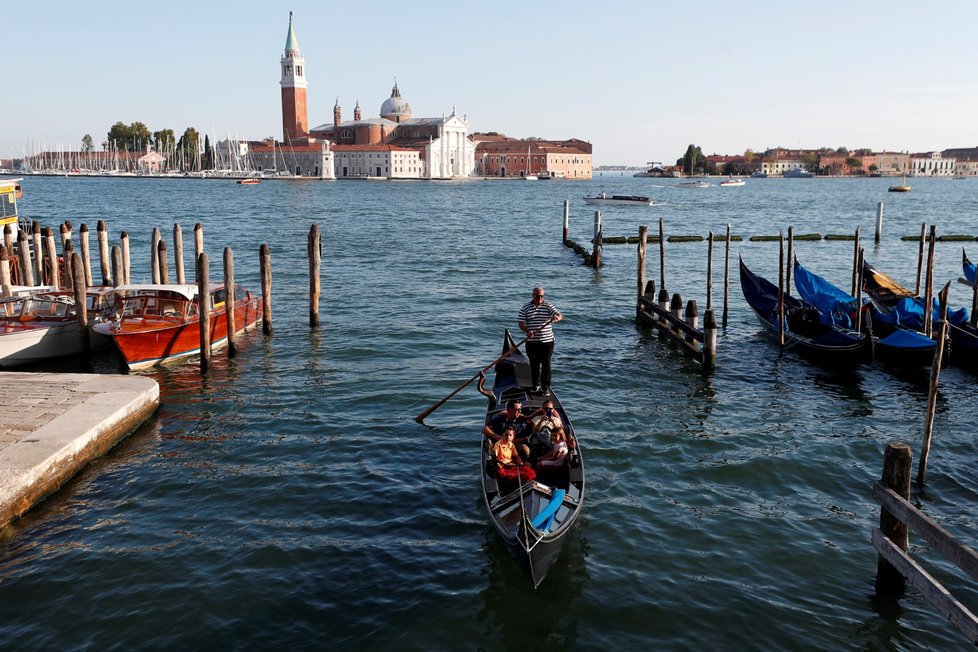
[{"xmin": 380, "ymin": 82, "xmax": 412, "ymax": 121}]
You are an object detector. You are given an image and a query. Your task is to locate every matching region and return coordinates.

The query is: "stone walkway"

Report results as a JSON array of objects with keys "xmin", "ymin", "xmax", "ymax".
[{"xmin": 0, "ymin": 372, "xmax": 159, "ymax": 527}]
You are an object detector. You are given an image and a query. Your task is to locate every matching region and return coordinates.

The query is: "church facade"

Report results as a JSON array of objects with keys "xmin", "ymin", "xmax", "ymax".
[{"xmin": 265, "ymin": 15, "xmax": 475, "ymax": 179}]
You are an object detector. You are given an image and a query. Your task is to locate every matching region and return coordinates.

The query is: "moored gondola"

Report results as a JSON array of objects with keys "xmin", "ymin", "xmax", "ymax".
[
  {"xmin": 792, "ymin": 258, "xmax": 936, "ymax": 366},
  {"xmin": 739, "ymin": 257, "xmax": 870, "ymax": 365},
  {"xmin": 480, "ymin": 330, "xmax": 585, "ymax": 588},
  {"xmin": 863, "ymin": 259, "xmax": 978, "ymax": 368}
]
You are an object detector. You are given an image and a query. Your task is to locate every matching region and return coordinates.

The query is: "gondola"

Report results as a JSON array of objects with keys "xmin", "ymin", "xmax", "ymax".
[
  {"xmin": 480, "ymin": 330, "xmax": 585, "ymax": 588},
  {"xmin": 792, "ymin": 258, "xmax": 935, "ymax": 366},
  {"xmin": 739, "ymin": 257, "xmax": 869, "ymax": 364},
  {"xmin": 863, "ymin": 259, "xmax": 977, "ymax": 368},
  {"xmin": 962, "ymin": 248, "xmax": 977, "ymax": 288}
]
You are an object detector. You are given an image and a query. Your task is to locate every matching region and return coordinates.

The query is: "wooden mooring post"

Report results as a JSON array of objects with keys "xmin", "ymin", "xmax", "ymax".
[
  {"xmin": 98, "ymin": 220, "xmax": 111, "ymax": 287},
  {"xmin": 875, "ymin": 201, "xmax": 884, "ymax": 244},
  {"xmin": 151, "ymin": 227, "xmax": 161, "ymax": 284},
  {"xmin": 157, "ymin": 239, "xmax": 169, "ymax": 285},
  {"xmin": 777, "ymin": 231, "xmax": 785, "ymax": 348},
  {"xmin": 196, "ymin": 252, "xmax": 211, "ymax": 372},
  {"xmin": 850, "ymin": 226, "xmax": 861, "ymax": 296},
  {"xmin": 918, "ymin": 283, "xmax": 950, "ymax": 488},
  {"xmin": 872, "ymin": 441, "xmax": 978, "ymax": 644},
  {"xmin": 785, "ymin": 226, "xmax": 793, "ymax": 296},
  {"xmin": 224, "ymin": 247, "xmax": 237, "ymax": 357},
  {"xmin": 636, "ymin": 225, "xmax": 647, "ymax": 320},
  {"xmin": 121, "ymin": 231, "xmax": 131, "ymax": 285},
  {"xmin": 79, "ymin": 224, "xmax": 93, "ymax": 287},
  {"xmin": 174, "ymin": 224, "xmax": 186, "ymax": 284},
  {"xmin": 31, "ymin": 222, "xmax": 42, "ymax": 284},
  {"xmin": 914, "ymin": 223, "xmax": 926, "ymax": 296},
  {"xmin": 260, "ymin": 243, "xmax": 272, "ymax": 335},
  {"xmin": 16, "ymin": 231, "xmax": 34, "ymax": 287},
  {"xmin": 0, "ymin": 246, "xmax": 12, "ymax": 297},
  {"xmin": 562, "ymin": 200, "xmax": 569, "ymax": 244},
  {"xmin": 44, "ymin": 227, "xmax": 60, "ymax": 290},
  {"xmin": 308, "ymin": 224, "xmax": 321, "ymax": 327},
  {"xmin": 875, "ymin": 442, "xmax": 912, "ymax": 598},
  {"xmin": 922, "ymin": 225, "xmax": 936, "ymax": 337},
  {"xmin": 111, "ymin": 246, "xmax": 124, "ymax": 288},
  {"xmin": 71, "ymin": 252, "xmax": 90, "ymax": 360},
  {"xmin": 591, "ymin": 210, "xmax": 602, "ymax": 268}
]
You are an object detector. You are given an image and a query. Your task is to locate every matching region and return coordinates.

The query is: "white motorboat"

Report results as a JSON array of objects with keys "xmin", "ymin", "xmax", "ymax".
[
  {"xmin": 675, "ymin": 180, "xmax": 710, "ymax": 188},
  {"xmin": 582, "ymin": 193, "xmax": 652, "ymax": 206},
  {"xmin": 784, "ymin": 169, "xmax": 813, "ymax": 178},
  {"xmin": 719, "ymin": 179, "xmax": 746, "ymax": 187}
]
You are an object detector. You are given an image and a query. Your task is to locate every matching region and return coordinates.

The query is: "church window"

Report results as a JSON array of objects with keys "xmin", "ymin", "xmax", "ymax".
[{"xmin": 297, "ymin": 66, "xmax": 302, "ymax": 76}]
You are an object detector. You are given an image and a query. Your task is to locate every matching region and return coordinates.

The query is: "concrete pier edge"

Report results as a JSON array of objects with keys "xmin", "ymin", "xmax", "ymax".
[{"xmin": 0, "ymin": 372, "xmax": 160, "ymax": 528}]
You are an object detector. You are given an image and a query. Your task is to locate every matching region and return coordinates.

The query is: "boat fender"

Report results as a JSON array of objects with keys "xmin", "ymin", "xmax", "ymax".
[{"xmin": 530, "ymin": 488, "xmax": 566, "ymax": 530}]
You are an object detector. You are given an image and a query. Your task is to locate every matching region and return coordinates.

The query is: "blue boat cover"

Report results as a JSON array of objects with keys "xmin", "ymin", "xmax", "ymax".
[
  {"xmin": 874, "ymin": 296, "xmax": 969, "ymax": 329},
  {"xmin": 792, "ymin": 261, "xmax": 859, "ymax": 327},
  {"xmin": 878, "ymin": 328, "xmax": 936, "ymax": 350},
  {"xmin": 530, "ymin": 488, "xmax": 566, "ymax": 530}
]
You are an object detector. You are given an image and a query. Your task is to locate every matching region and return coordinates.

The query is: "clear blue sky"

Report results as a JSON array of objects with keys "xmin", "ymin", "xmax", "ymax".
[{"xmin": 5, "ymin": 1, "xmax": 978, "ymax": 166}]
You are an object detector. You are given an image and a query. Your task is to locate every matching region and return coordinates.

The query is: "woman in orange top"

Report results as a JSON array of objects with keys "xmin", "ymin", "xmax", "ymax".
[{"xmin": 493, "ymin": 427, "xmax": 536, "ymax": 483}]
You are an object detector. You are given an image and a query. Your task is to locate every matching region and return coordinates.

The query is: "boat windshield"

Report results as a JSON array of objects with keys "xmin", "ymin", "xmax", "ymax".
[
  {"xmin": 117, "ymin": 295, "xmax": 186, "ymax": 319},
  {"xmin": 0, "ymin": 297, "xmax": 25, "ymax": 319},
  {"xmin": 27, "ymin": 296, "xmax": 72, "ymax": 319}
]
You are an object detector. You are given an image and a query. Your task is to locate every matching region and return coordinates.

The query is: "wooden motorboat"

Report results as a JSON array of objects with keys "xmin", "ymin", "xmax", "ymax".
[
  {"xmin": 582, "ymin": 193, "xmax": 652, "ymax": 206},
  {"xmin": 237, "ymin": 178, "xmax": 261, "ymax": 185},
  {"xmin": 0, "ymin": 290, "xmax": 113, "ymax": 367},
  {"xmin": 718, "ymin": 179, "xmax": 745, "ymax": 187},
  {"xmin": 93, "ymin": 283, "xmax": 262, "ymax": 370},
  {"xmin": 674, "ymin": 180, "xmax": 710, "ymax": 188},
  {"xmin": 481, "ymin": 330, "xmax": 585, "ymax": 588}
]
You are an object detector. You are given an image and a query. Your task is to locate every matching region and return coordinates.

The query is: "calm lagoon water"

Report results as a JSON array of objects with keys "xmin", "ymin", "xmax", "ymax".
[{"xmin": 1, "ymin": 174, "xmax": 978, "ymax": 650}]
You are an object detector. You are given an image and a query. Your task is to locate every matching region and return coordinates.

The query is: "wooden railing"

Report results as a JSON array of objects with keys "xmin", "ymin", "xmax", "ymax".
[{"xmin": 873, "ymin": 442, "xmax": 978, "ymax": 645}]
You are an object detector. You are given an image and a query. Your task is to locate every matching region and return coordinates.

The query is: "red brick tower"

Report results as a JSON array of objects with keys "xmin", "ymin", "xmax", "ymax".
[{"xmin": 280, "ymin": 12, "xmax": 308, "ymax": 144}]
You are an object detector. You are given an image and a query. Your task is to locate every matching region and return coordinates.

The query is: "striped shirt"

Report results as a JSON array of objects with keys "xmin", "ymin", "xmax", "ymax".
[{"xmin": 518, "ymin": 300, "xmax": 559, "ymax": 342}]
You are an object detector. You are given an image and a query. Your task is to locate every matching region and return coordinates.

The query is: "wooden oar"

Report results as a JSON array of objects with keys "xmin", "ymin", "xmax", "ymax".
[{"xmin": 414, "ymin": 316, "xmax": 556, "ymax": 423}]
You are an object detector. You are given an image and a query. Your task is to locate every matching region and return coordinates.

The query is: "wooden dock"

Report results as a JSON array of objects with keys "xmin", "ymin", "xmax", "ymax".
[{"xmin": 0, "ymin": 372, "xmax": 159, "ymax": 528}]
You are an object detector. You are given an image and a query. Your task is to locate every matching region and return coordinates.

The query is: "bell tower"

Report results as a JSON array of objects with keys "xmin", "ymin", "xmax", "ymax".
[{"xmin": 280, "ymin": 12, "xmax": 308, "ymax": 144}]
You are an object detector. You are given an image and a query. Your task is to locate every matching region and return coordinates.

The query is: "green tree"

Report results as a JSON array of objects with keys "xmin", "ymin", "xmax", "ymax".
[
  {"xmin": 177, "ymin": 127, "xmax": 200, "ymax": 171},
  {"xmin": 846, "ymin": 156, "xmax": 863, "ymax": 169},
  {"xmin": 203, "ymin": 134, "xmax": 214, "ymax": 170},
  {"xmin": 804, "ymin": 153, "xmax": 819, "ymax": 172},
  {"xmin": 835, "ymin": 146, "xmax": 849, "ymax": 155},
  {"xmin": 81, "ymin": 134, "xmax": 94, "ymax": 152},
  {"xmin": 868, "ymin": 164, "xmax": 879, "ymax": 173},
  {"xmin": 107, "ymin": 121, "xmax": 131, "ymax": 150},
  {"xmin": 679, "ymin": 144, "xmax": 705, "ymax": 175},
  {"xmin": 744, "ymin": 149, "xmax": 755, "ymax": 165}
]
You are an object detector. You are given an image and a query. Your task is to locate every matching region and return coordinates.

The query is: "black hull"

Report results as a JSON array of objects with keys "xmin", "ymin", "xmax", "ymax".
[
  {"xmin": 740, "ymin": 258, "xmax": 870, "ymax": 367},
  {"xmin": 480, "ymin": 330, "xmax": 585, "ymax": 588}
]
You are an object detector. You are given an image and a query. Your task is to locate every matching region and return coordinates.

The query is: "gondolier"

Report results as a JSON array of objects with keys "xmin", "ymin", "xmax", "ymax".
[{"xmin": 517, "ymin": 287, "xmax": 563, "ymax": 396}]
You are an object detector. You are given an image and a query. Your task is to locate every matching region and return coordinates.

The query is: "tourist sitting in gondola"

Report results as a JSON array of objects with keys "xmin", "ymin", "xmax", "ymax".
[
  {"xmin": 483, "ymin": 399, "xmax": 531, "ymax": 458},
  {"xmin": 494, "ymin": 427, "xmax": 536, "ymax": 483},
  {"xmin": 535, "ymin": 426, "xmax": 569, "ymax": 473},
  {"xmin": 525, "ymin": 400, "xmax": 563, "ymax": 463}
]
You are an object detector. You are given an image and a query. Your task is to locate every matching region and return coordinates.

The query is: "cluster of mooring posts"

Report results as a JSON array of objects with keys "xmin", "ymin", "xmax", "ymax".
[
  {"xmin": 632, "ymin": 219, "xmax": 727, "ymax": 372},
  {"xmin": 0, "ymin": 219, "xmax": 327, "ymax": 372},
  {"xmin": 558, "ymin": 200, "xmax": 978, "ymax": 262},
  {"xmin": 873, "ymin": 442, "xmax": 978, "ymax": 645}
]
